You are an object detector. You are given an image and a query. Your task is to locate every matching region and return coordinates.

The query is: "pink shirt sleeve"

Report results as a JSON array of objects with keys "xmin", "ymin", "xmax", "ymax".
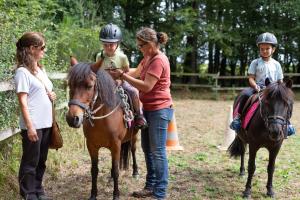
[{"xmin": 146, "ymin": 58, "xmax": 164, "ymax": 80}]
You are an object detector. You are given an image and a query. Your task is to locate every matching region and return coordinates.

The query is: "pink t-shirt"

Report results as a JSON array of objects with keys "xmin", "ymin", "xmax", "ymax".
[{"xmin": 140, "ymin": 52, "xmax": 173, "ymax": 111}]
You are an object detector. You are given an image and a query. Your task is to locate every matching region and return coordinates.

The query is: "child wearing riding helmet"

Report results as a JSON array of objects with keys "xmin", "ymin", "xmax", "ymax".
[
  {"xmin": 230, "ymin": 32, "xmax": 295, "ymax": 137},
  {"xmin": 96, "ymin": 23, "xmax": 147, "ymax": 129}
]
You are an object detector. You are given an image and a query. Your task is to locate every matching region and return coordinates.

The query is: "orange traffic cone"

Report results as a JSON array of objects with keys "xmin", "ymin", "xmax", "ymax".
[{"xmin": 166, "ymin": 113, "xmax": 183, "ymax": 151}]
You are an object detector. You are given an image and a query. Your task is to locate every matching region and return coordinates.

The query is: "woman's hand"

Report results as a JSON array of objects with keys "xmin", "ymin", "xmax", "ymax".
[
  {"xmin": 109, "ymin": 69, "xmax": 123, "ymax": 79},
  {"xmin": 47, "ymin": 91, "xmax": 56, "ymax": 101},
  {"xmin": 27, "ymin": 127, "xmax": 39, "ymax": 142}
]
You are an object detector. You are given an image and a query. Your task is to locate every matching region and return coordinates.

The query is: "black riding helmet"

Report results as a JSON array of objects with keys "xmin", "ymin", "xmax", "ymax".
[
  {"xmin": 99, "ymin": 23, "xmax": 122, "ymax": 43},
  {"xmin": 256, "ymin": 32, "xmax": 278, "ymax": 47}
]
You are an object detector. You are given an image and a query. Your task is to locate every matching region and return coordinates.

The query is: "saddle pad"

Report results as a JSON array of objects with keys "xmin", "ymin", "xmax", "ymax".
[{"xmin": 241, "ymin": 101, "xmax": 259, "ymax": 129}]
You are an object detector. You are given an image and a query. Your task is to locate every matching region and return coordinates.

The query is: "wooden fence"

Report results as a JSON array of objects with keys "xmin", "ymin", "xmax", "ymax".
[
  {"xmin": 0, "ymin": 73, "xmax": 67, "ymax": 142},
  {"xmin": 1, "ymin": 72, "xmax": 300, "ymax": 142},
  {"xmin": 171, "ymin": 72, "xmax": 300, "ymax": 90}
]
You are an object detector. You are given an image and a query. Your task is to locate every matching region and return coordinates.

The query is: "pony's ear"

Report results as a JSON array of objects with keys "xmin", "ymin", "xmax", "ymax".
[
  {"xmin": 285, "ymin": 78, "xmax": 293, "ymax": 89},
  {"xmin": 265, "ymin": 78, "xmax": 271, "ymax": 86},
  {"xmin": 91, "ymin": 59, "xmax": 103, "ymax": 73},
  {"xmin": 70, "ymin": 56, "xmax": 78, "ymax": 66}
]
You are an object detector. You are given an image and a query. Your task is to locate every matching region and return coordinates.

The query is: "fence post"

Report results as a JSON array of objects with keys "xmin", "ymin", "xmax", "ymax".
[{"xmin": 213, "ymin": 72, "xmax": 220, "ymax": 99}]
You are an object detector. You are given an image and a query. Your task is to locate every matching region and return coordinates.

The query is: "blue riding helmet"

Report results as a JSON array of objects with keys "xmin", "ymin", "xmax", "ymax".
[
  {"xmin": 256, "ymin": 32, "xmax": 278, "ymax": 47},
  {"xmin": 99, "ymin": 23, "xmax": 122, "ymax": 43}
]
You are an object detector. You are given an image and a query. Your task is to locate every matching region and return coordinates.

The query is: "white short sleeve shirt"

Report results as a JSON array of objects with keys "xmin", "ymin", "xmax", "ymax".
[
  {"xmin": 14, "ymin": 67, "xmax": 53, "ymax": 130},
  {"xmin": 248, "ymin": 57, "xmax": 283, "ymax": 86}
]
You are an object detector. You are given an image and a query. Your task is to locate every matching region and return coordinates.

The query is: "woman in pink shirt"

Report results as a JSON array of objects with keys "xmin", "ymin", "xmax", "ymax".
[{"xmin": 111, "ymin": 27, "xmax": 173, "ymax": 200}]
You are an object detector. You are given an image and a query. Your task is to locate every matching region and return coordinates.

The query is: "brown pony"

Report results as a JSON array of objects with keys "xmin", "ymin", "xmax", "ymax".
[
  {"xmin": 228, "ymin": 79, "xmax": 294, "ymax": 199},
  {"xmin": 65, "ymin": 58, "xmax": 139, "ymax": 200}
]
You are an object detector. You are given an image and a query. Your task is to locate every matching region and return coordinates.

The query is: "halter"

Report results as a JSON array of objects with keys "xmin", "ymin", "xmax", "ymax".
[
  {"xmin": 68, "ymin": 76, "xmax": 121, "ymax": 127},
  {"xmin": 258, "ymin": 90, "xmax": 288, "ymax": 129}
]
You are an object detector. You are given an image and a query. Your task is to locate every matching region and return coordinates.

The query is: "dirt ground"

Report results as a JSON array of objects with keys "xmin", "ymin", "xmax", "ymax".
[{"xmin": 39, "ymin": 99, "xmax": 300, "ymax": 200}]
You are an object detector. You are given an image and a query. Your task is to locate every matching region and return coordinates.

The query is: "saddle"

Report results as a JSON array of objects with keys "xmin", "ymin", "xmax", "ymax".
[{"xmin": 234, "ymin": 93, "xmax": 260, "ymax": 130}]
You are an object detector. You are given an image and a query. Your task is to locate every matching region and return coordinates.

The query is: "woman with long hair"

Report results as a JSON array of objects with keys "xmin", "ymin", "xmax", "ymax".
[{"xmin": 15, "ymin": 32, "xmax": 56, "ymax": 200}]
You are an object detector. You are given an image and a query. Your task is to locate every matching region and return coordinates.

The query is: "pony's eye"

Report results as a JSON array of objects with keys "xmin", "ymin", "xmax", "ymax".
[{"xmin": 86, "ymin": 85, "xmax": 94, "ymax": 90}]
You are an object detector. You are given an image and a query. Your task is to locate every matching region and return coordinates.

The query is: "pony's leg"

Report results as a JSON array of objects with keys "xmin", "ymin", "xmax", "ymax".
[
  {"xmin": 266, "ymin": 147, "xmax": 281, "ymax": 198},
  {"xmin": 111, "ymin": 143, "xmax": 121, "ymax": 200},
  {"xmin": 243, "ymin": 145, "xmax": 258, "ymax": 199},
  {"xmin": 131, "ymin": 134, "xmax": 139, "ymax": 178},
  {"xmin": 89, "ymin": 158, "xmax": 99, "ymax": 200},
  {"xmin": 88, "ymin": 146, "xmax": 99, "ymax": 200},
  {"xmin": 240, "ymin": 145, "xmax": 246, "ymax": 176}
]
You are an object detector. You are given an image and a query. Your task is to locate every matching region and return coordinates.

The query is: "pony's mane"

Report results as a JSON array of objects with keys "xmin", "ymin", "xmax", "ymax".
[
  {"xmin": 263, "ymin": 81, "xmax": 294, "ymax": 104},
  {"xmin": 67, "ymin": 62, "xmax": 119, "ymax": 108},
  {"xmin": 96, "ymin": 68, "xmax": 120, "ymax": 108}
]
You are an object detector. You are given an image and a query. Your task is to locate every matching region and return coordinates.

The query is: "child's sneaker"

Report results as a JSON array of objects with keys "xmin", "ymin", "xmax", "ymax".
[
  {"xmin": 134, "ymin": 115, "xmax": 148, "ymax": 130},
  {"xmin": 287, "ymin": 124, "xmax": 296, "ymax": 136},
  {"xmin": 230, "ymin": 115, "xmax": 241, "ymax": 131}
]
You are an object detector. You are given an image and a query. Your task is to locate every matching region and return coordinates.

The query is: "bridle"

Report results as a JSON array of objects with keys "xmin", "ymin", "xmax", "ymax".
[
  {"xmin": 258, "ymin": 90, "xmax": 289, "ymax": 130},
  {"xmin": 68, "ymin": 73, "xmax": 121, "ymax": 126}
]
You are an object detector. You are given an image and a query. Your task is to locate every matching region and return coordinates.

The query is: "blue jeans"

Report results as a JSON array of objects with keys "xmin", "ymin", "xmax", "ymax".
[{"xmin": 141, "ymin": 108, "xmax": 174, "ymax": 199}]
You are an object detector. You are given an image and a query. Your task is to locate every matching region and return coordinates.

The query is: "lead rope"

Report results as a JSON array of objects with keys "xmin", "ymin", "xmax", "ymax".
[{"xmin": 91, "ymin": 102, "xmax": 121, "ymax": 120}]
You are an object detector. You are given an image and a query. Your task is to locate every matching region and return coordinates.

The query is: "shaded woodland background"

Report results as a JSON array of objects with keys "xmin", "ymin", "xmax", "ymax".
[
  {"xmin": 1, "ymin": 1, "xmax": 300, "ymax": 198},
  {"xmin": 1, "ymin": 0, "xmax": 300, "ymax": 128},
  {"xmin": 2, "ymin": 0, "xmax": 300, "ymax": 80}
]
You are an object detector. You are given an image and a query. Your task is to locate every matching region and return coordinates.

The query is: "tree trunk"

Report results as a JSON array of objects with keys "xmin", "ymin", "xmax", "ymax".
[
  {"xmin": 229, "ymin": 60, "xmax": 237, "ymax": 85},
  {"xmin": 220, "ymin": 56, "xmax": 227, "ymax": 86},
  {"xmin": 214, "ymin": 44, "xmax": 220, "ymax": 73},
  {"xmin": 183, "ymin": 35, "xmax": 197, "ymax": 83},
  {"xmin": 208, "ymin": 42, "xmax": 214, "ymax": 73}
]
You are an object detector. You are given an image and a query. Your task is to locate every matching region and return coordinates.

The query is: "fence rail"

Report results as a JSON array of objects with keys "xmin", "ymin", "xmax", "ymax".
[
  {"xmin": 171, "ymin": 72, "xmax": 300, "ymax": 90},
  {"xmin": 1, "ymin": 72, "xmax": 300, "ymax": 142},
  {"xmin": 0, "ymin": 72, "xmax": 67, "ymax": 142}
]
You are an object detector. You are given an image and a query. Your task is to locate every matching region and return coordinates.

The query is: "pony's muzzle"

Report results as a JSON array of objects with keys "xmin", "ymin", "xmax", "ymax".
[
  {"xmin": 66, "ymin": 113, "xmax": 84, "ymax": 128},
  {"xmin": 268, "ymin": 124, "xmax": 284, "ymax": 141}
]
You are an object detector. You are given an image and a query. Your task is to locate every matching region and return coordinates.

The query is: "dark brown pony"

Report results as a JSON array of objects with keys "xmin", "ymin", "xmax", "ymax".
[
  {"xmin": 228, "ymin": 79, "xmax": 294, "ymax": 199},
  {"xmin": 65, "ymin": 58, "xmax": 139, "ymax": 200}
]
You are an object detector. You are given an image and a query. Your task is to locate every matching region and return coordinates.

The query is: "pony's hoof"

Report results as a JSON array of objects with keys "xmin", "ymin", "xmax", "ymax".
[
  {"xmin": 132, "ymin": 173, "xmax": 139, "ymax": 179},
  {"xmin": 267, "ymin": 190, "xmax": 275, "ymax": 198},
  {"xmin": 242, "ymin": 190, "xmax": 251, "ymax": 199},
  {"xmin": 88, "ymin": 195, "xmax": 97, "ymax": 200},
  {"xmin": 239, "ymin": 171, "xmax": 245, "ymax": 176},
  {"xmin": 113, "ymin": 196, "xmax": 119, "ymax": 200}
]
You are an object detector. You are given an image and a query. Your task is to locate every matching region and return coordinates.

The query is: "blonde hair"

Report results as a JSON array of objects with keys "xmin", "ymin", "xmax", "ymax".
[
  {"xmin": 16, "ymin": 32, "xmax": 45, "ymax": 73},
  {"xmin": 136, "ymin": 27, "xmax": 168, "ymax": 46}
]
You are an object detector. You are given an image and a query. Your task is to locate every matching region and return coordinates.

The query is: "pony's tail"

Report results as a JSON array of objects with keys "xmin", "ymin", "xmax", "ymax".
[
  {"xmin": 120, "ymin": 141, "xmax": 131, "ymax": 170},
  {"xmin": 228, "ymin": 136, "xmax": 245, "ymax": 158}
]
